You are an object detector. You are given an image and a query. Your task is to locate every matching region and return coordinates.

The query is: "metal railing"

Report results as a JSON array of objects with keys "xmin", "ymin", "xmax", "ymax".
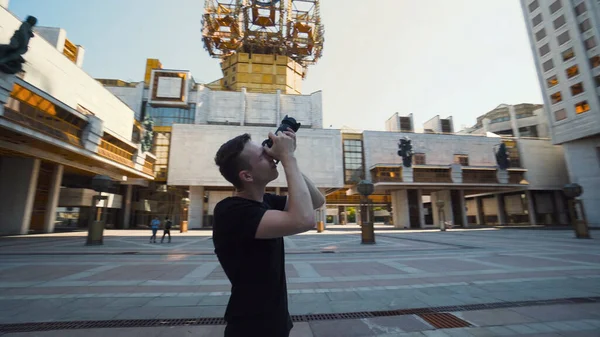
[
  {"xmin": 3, "ymin": 99, "xmax": 82, "ymax": 148},
  {"xmin": 98, "ymin": 139, "xmax": 134, "ymax": 168},
  {"xmin": 143, "ymin": 159, "xmax": 154, "ymax": 175}
]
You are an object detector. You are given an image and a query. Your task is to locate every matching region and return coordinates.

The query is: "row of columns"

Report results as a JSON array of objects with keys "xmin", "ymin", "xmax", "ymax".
[
  {"xmin": 0, "ymin": 157, "xmax": 63, "ymax": 235},
  {"xmin": 185, "ymin": 186, "xmax": 328, "ymax": 229}
]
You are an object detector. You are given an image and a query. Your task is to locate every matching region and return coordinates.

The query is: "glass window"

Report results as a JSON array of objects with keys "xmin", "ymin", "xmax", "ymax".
[
  {"xmin": 413, "ymin": 153, "xmax": 426, "ymax": 165},
  {"xmin": 574, "ymin": 2, "xmax": 586, "ymax": 16},
  {"xmin": 343, "ymin": 139, "xmax": 364, "ymax": 183},
  {"xmin": 547, "ymin": 75, "xmax": 559, "ymax": 88},
  {"xmin": 543, "ymin": 59, "xmax": 554, "ymax": 72},
  {"xmin": 532, "ymin": 13, "xmax": 543, "ymax": 27},
  {"xmin": 566, "ymin": 64, "xmax": 579, "ymax": 78},
  {"xmin": 570, "ymin": 82, "xmax": 584, "ymax": 96},
  {"xmin": 562, "ymin": 48, "xmax": 575, "ymax": 61},
  {"xmin": 557, "ymin": 31, "xmax": 570, "ymax": 45},
  {"xmin": 535, "ymin": 28, "xmax": 547, "ymax": 42},
  {"xmin": 454, "ymin": 154, "xmax": 469, "ymax": 166},
  {"xmin": 539, "ymin": 43, "xmax": 550, "ymax": 56},
  {"xmin": 550, "ymin": 0, "xmax": 562, "ymax": 14},
  {"xmin": 575, "ymin": 101, "xmax": 590, "ymax": 114},
  {"xmin": 580, "ymin": 19, "xmax": 592, "ymax": 32},
  {"xmin": 529, "ymin": 0, "xmax": 539, "ymax": 12},
  {"xmin": 585, "ymin": 37, "xmax": 597, "ymax": 50},
  {"xmin": 590, "ymin": 55, "xmax": 600, "ymax": 69},
  {"xmin": 550, "ymin": 91, "xmax": 563, "ymax": 104},
  {"xmin": 595, "ymin": 74, "xmax": 600, "ymax": 87},
  {"xmin": 147, "ymin": 105, "xmax": 195, "ymax": 127},
  {"xmin": 553, "ymin": 15, "xmax": 566, "ymax": 29},
  {"xmin": 554, "ymin": 108, "xmax": 567, "ymax": 121}
]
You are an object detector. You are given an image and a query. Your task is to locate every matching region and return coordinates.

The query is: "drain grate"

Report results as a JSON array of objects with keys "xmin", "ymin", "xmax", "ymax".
[
  {"xmin": 418, "ymin": 313, "xmax": 471, "ymax": 329},
  {"xmin": 0, "ymin": 296, "xmax": 598, "ymax": 333}
]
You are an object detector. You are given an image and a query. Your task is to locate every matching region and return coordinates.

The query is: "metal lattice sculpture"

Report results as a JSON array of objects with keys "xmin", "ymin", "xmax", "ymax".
[{"xmin": 202, "ymin": 0, "xmax": 324, "ymax": 67}]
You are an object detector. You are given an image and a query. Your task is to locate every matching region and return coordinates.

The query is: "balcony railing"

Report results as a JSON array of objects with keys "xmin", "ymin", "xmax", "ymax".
[
  {"xmin": 143, "ymin": 159, "xmax": 154, "ymax": 176},
  {"xmin": 463, "ymin": 170, "xmax": 498, "ymax": 184},
  {"xmin": 413, "ymin": 168, "xmax": 452, "ymax": 183},
  {"xmin": 371, "ymin": 167, "xmax": 403, "ymax": 183},
  {"xmin": 98, "ymin": 139, "xmax": 135, "ymax": 168},
  {"xmin": 3, "ymin": 98, "xmax": 82, "ymax": 148}
]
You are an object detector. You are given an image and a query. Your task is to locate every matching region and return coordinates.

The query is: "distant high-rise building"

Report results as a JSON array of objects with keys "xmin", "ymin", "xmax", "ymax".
[{"xmin": 520, "ymin": 0, "xmax": 600, "ymax": 227}]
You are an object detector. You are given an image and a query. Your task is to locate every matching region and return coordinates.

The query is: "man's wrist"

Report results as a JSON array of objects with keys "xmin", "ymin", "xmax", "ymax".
[{"xmin": 280, "ymin": 154, "xmax": 297, "ymax": 166}]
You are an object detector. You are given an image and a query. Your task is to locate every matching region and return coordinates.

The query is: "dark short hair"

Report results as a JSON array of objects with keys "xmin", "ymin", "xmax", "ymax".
[{"xmin": 215, "ymin": 133, "xmax": 252, "ymax": 189}]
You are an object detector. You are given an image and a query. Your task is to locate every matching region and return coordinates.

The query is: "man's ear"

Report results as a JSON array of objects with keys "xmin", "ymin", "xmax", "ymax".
[{"xmin": 239, "ymin": 170, "xmax": 253, "ymax": 184}]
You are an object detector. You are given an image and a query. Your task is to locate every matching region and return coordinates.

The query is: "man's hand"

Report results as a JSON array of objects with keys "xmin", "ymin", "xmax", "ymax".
[
  {"xmin": 282, "ymin": 127, "xmax": 297, "ymax": 152},
  {"xmin": 264, "ymin": 131, "xmax": 295, "ymax": 162}
]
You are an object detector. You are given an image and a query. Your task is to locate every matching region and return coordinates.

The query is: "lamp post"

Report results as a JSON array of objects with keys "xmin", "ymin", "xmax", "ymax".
[
  {"xmin": 436, "ymin": 199, "xmax": 446, "ymax": 231},
  {"xmin": 563, "ymin": 183, "xmax": 590, "ymax": 239},
  {"xmin": 86, "ymin": 175, "xmax": 113, "ymax": 245},
  {"xmin": 357, "ymin": 180, "xmax": 375, "ymax": 244}
]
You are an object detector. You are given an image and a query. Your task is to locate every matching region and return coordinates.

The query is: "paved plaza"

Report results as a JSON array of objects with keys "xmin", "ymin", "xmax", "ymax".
[{"xmin": 0, "ymin": 228, "xmax": 599, "ymax": 336}]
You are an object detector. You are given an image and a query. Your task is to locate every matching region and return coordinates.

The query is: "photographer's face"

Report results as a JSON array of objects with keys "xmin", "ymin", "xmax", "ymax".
[{"xmin": 239, "ymin": 141, "xmax": 279, "ymax": 186}]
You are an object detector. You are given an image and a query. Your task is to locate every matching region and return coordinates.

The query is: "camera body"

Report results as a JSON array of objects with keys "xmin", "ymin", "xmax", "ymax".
[{"xmin": 262, "ymin": 115, "xmax": 301, "ymax": 148}]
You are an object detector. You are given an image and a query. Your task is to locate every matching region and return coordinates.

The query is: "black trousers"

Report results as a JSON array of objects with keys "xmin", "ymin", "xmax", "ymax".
[{"xmin": 161, "ymin": 230, "xmax": 171, "ymax": 242}]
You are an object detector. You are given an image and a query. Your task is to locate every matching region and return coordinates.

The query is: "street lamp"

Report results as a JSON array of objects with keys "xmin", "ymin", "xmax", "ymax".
[
  {"xmin": 357, "ymin": 180, "xmax": 375, "ymax": 244},
  {"xmin": 563, "ymin": 183, "xmax": 590, "ymax": 239},
  {"xmin": 436, "ymin": 199, "xmax": 446, "ymax": 231},
  {"xmin": 86, "ymin": 175, "xmax": 113, "ymax": 245}
]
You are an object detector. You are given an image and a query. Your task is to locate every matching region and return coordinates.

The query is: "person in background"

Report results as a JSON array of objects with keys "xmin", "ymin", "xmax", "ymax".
[
  {"xmin": 149, "ymin": 216, "xmax": 160, "ymax": 243},
  {"xmin": 161, "ymin": 216, "xmax": 172, "ymax": 243}
]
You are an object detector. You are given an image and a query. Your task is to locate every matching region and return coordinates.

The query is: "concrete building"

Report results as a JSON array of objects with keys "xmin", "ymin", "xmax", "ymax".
[
  {"xmin": 0, "ymin": 5, "xmax": 155, "ymax": 235},
  {"xmin": 459, "ymin": 103, "xmax": 550, "ymax": 138},
  {"xmin": 520, "ymin": 0, "xmax": 600, "ymax": 226}
]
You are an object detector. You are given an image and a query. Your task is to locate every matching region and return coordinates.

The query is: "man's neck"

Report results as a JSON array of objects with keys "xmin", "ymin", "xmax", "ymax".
[{"xmin": 235, "ymin": 185, "xmax": 266, "ymax": 202}]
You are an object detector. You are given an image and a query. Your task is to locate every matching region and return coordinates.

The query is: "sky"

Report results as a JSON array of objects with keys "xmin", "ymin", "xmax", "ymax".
[{"xmin": 8, "ymin": 0, "xmax": 543, "ymax": 132}]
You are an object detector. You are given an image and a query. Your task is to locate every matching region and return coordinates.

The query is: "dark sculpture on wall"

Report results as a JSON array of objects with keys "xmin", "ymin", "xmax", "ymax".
[
  {"xmin": 141, "ymin": 114, "xmax": 155, "ymax": 153},
  {"xmin": 397, "ymin": 136, "xmax": 413, "ymax": 168},
  {"xmin": 495, "ymin": 142, "xmax": 510, "ymax": 170},
  {"xmin": 0, "ymin": 16, "xmax": 38, "ymax": 75}
]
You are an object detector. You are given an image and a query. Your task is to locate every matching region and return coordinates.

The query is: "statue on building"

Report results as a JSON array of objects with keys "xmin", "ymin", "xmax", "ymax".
[
  {"xmin": 141, "ymin": 114, "xmax": 155, "ymax": 153},
  {"xmin": 0, "ymin": 16, "xmax": 38, "ymax": 75},
  {"xmin": 495, "ymin": 142, "xmax": 510, "ymax": 170},
  {"xmin": 397, "ymin": 137, "xmax": 413, "ymax": 168}
]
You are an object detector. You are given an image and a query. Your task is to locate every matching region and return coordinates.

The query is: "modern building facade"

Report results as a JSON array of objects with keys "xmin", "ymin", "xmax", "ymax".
[
  {"xmin": 459, "ymin": 103, "xmax": 550, "ymax": 138},
  {"xmin": 520, "ymin": 0, "xmax": 600, "ymax": 226},
  {"xmin": 0, "ymin": 4, "xmax": 156, "ymax": 235}
]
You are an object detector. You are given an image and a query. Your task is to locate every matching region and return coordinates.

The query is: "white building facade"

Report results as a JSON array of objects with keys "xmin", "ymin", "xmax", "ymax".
[{"xmin": 520, "ymin": 0, "xmax": 600, "ymax": 226}]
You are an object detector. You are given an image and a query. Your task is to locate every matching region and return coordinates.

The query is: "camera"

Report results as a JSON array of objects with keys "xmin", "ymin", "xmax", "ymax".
[{"xmin": 262, "ymin": 115, "xmax": 301, "ymax": 148}]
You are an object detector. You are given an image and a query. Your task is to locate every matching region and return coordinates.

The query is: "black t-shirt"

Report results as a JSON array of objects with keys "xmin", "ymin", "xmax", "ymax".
[{"xmin": 213, "ymin": 193, "xmax": 292, "ymax": 336}]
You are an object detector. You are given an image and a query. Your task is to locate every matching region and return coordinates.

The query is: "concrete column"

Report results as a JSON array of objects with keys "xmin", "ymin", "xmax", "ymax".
[
  {"xmin": 43, "ymin": 164, "xmax": 63, "ymax": 233},
  {"xmin": 122, "ymin": 185, "xmax": 133, "ymax": 229},
  {"xmin": 496, "ymin": 194, "xmax": 507, "ymax": 225},
  {"xmin": 526, "ymin": 190, "xmax": 537, "ymax": 226},
  {"xmin": 0, "ymin": 157, "xmax": 40, "ymax": 235},
  {"xmin": 189, "ymin": 186, "xmax": 205, "ymax": 229},
  {"xmin": 476, "ymin": 197, "xmax": 485, "ymax": 225},
  {"xmin": 432, "ymin": 190, "xmax": 454, "ymax": 228},
  {"xmin": 417, "ymin": 189, "xmax": 425, "ymax": 228},
  {"xmin": 508, "ymin": 104, "xmax": 520, "ymax": 138},
  {"xmin": 450, "ymin": 164, "xmax": 463, "ymax": 183},
  {"xmin": 240, "ymin": 88, "xmax": 246, "ymax": 126},
  {"xmin": 276, "ymin": 89, "xmax": 281, "ymax": 123},
  {"xmin": 553, "ymin": 191, "xmax": 568, "ymax": 225},
  {"xmin": 391, "ymin": 190, "xmax": 409, "ymax": 228},
  {"xmin": 458, "ymin": 190, "xmax": 468, "ymax": 227},
  {"xmin": 81, "ymin": 115, "xmax": 104, "ymax": 153},
  {"xmin": 402, "ymin": 167, "xmax": 414, "ymax": 183},
  {"xmin": 275, "ymin": 187, "xmax": 281, "ymax": 195}
]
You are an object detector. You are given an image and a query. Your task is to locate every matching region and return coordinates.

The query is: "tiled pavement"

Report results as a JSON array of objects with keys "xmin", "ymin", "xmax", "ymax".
[{"xmin": 0, "ymin": 228, "xmax": 599, "ymax": 336}]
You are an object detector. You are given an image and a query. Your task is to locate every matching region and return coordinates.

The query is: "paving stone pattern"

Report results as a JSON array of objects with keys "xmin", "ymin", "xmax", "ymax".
[{"xmin": 0, "ymin": 228, "xmax": 599, "ymax": 336}]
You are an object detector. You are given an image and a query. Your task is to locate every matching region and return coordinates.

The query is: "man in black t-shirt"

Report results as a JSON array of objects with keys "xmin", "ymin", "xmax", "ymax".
[{"xmin": 213, "ymin": 129, "xmax": 325, "ymax": 337}]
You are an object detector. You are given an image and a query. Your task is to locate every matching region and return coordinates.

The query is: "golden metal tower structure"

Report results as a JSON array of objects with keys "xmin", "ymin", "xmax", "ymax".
[{"xmin": 202, "ymin": 0, "xmax": 324, "ymax": 94}]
